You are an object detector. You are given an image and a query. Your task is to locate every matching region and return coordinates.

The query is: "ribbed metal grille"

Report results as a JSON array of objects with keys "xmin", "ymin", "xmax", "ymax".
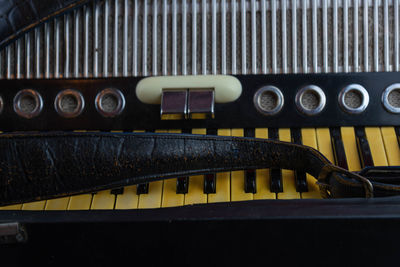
[{"xmin": 0, "ymin": 0, "xmax": 399, "ymax": 80}]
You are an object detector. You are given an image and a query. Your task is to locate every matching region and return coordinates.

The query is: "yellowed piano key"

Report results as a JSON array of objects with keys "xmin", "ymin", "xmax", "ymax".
[
  {"xmin": 138, "ymin": 180, "xmax": 163, "ymax": 209},
  {"xmin": 115, "ymin": 185, "xmax": 139, "ymax": 209},
  {"xmin": 341, "ymin": 127, "xmax": 361, "ymax": 172},
  {"xmin": 161, "ymin": 129, "xmax": 185, "ymax": 207},
  {"xmin": 381, "ymin": 127, "xmax": 400, "ymax": 166},
  {"xmin": 90, "ymin": 190, "xmax": 115, "ymax": 210},
  {"xmin": 68, "ymin": 194, "xmax": 93, "ymax": 210},
  {"xmin": 208, "ymin": 129, "xmax": 231, "ymax": 203},
  {"xmin": 22, "ymin": 201, "xmax": 46, "ymax": 210},
  {"xmin": 316, "ymin": 128, "xmax": 335, "ymax": 162},
  {"xmin": 185, "ymin": 128, "xmax": 207, "ymax": 205},
  {"xmin": 300, "ymin": 128, "xmax": 321, "ymax": 199},
  {"xmin": 365, "ymin": 127, "xmax": 388, "ymax": 166},
  {"xmin": 0, "ymin": 204, "xmax": 22, "ymax": 210},
  {"xmin": 231, "ymin": 128, "xmax": 253, "ymax": 201},
  {"xmin": 277, "ymin": 128, "xmax": 300, "ymax": 199},
  {"xmin": 253, "ymin": 128, "xmax": 276, "ymax": 200},
  {"xmin": 45, "ymin": 197, "xmax": 70, "ymax": 210}
]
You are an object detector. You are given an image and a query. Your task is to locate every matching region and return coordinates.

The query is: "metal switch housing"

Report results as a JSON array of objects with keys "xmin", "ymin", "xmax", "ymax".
[
  {"xmin": 188, "ymin": 89, "xmax": 215, "ymax": 119},
  {"xmin": 160, "ymin": 90, "xmax": 188, "ymax": 120}
]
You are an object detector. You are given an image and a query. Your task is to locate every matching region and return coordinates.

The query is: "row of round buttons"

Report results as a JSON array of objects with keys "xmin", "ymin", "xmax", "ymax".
[
  {"xmin": 254, "ymin": 83, "xmax": 400, "ymax": 116},
  {"xmin": 7, "ymin": 88, "xmax": 126, "ymax": 119}
]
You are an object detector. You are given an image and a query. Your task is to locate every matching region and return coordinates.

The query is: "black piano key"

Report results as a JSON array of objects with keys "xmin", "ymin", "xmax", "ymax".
[
  {"xmin": 355, "ymin": 126, "xmax": 374, "ymax": 168},
  {"xmin": 204, "ymin": 174, "xmax": 216, "ymax": 194},
  {"xmin": 291, "ymin": 128, "xmax": 308, "ymax": 192},
  {"xmin": 395, "ymin": 127, "xmax": 400, "ymax": 147},
  {"xmin": 110, "ymin": 187, "xmax": 124, "ymax": 195},
  {"xmin": 330, "ymin": 127, "xmax": 349, "ymax": 170},
  {"xmin": 244, "ymin": 128, "xmax": 257, "ymax": 193},
  {"xmin": 203, "ymin": 128, "xmax": 218, "ymax": 194},
  {"xmin": 269, "ymin": 128, "xmax": 283, "ymax": 193},
  {"xmin": 176, "ymin": 177, "xmax": 189, "ymax": 194},
  {"xmin": 136, "ymin": 183, "xmax": 149, "ymax": 195},
  {"xmin": 176, "ymin": 128, "xmax": 191, "ymax": 194}
]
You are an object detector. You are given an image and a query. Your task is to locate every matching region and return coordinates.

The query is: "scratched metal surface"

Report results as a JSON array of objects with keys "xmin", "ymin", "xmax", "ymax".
[{"xmin": 0, "ymin": 0, "xmax": 398, "ymax": 80}]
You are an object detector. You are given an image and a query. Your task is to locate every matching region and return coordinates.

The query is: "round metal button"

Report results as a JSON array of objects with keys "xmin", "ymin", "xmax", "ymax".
[
  {"xmin": 295, "ymin": 85, "xmax": 326, "ymax": 116},
  {"xmin": 253, "ymin": 86, "xmax": 284, "ymax": 116},
  {"xmin": 95, "ymin": 88, "xmax": 126, "ymax": 118},
  {"xmin": 54, "ymin": 89, "xmax": 85, "ymax": 118},
  {"xmin": 13, "ymin": 89, "xmax": 43, "ymax": 119},
  {"xmin": 338, "ymin": 84, "xmax": 369, "ymax": 114},
  {"xmin": 382, "ymin": 83, "xmax": 400, "ymax": 114}
]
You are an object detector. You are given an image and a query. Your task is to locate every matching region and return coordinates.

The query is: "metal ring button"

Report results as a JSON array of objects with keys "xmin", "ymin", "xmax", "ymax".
[
  {"xmin": 13, "ymin": 89, "xmax": 43, "ymax": 119},
  {"xmin": 95, "ymin": 88, "xmax": 126, "ymax": 118},
  {"xmin": 382, "ymin": 83, "xmax": 400, "ymax": 114},
  {"xmin": 338, "ymin": 84, "xmax": 369, "ymax": 114},
  {"xmin": 253, "ymin": 86, "xmax": 284, "ymax": 116},
  {"xmin": 295, "ymin": 85, "xmax": 326, "ymax": 116},
  {"xmin": 54, "ymin": 89, "xmax": 85, "ymax": 118}
]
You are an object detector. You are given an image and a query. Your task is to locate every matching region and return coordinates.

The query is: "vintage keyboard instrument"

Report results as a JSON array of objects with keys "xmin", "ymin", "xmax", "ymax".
[{"xmin": 2, "ymin": 0, "xmax": 400, "ymax": 223}]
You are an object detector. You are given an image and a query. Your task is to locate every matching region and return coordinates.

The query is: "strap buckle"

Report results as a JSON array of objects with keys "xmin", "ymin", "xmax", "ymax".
[{"xmin": 318, "ymin": 165, "xmax": 374, "ymax": 198}]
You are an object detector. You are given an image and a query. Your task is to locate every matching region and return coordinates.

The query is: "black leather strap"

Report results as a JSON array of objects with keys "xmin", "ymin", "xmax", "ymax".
[
  {"xmin": 0, "ymin": 0, "xmax": 90, "ymax": 49},
  {"xmin": 1, "ymin": 132, "xmax": 400, "ymax": 206}
]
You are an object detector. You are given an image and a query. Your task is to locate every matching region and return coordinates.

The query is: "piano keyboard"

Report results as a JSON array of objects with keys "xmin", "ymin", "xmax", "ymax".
[{"xmin": 1, "ymin": 126, "xmax": 399, "ymax": 210}]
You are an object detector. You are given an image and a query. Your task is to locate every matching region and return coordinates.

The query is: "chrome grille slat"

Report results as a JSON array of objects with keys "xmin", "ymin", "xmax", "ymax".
[{"xmin": 1, "ymin": 0, "xmax": 400, "ymax": 79}]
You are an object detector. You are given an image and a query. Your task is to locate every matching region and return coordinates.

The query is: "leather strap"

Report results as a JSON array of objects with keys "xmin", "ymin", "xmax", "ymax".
[
  {"xmin": 1, "ymin": 132, "xmax": 400, "ymax": 206},
  {"xmin": 0, "ymin": 0, "xmax": 90, "ymax": 49}
]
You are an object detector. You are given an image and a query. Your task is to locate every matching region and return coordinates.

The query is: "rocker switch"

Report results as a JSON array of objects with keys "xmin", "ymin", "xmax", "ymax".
[{"xmin": 160, "ymin": 90, "xmax": 188, "ymax": 120}]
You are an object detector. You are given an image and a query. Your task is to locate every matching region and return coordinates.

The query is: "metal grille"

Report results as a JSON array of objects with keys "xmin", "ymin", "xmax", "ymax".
[{"xmin": 0, "ymin": 0, "xmax": 399, "ymax": 80}]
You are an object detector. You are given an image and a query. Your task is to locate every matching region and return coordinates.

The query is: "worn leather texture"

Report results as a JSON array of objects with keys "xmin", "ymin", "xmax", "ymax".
[
  {"xmin": 1, "ymin": 132, "xmax": 400, "ymax": 206},
  {"xmin": 0, "ymin": 0, "xmax": 90, "ymax": 49}
]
